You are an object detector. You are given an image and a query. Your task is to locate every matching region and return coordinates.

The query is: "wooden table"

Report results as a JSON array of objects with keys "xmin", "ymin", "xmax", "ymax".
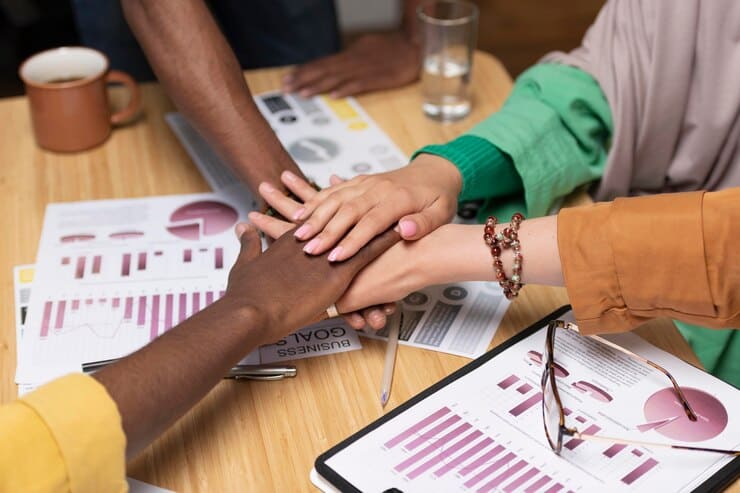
[{"xmin": 0, "ymin": 52, "xmax": 728, "ymax": 492}]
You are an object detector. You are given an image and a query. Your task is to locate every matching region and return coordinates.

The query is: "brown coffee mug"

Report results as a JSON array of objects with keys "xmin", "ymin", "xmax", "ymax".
[{"xmin": 19, "ymin": 46, "xmax": 141, "ymax": 152}]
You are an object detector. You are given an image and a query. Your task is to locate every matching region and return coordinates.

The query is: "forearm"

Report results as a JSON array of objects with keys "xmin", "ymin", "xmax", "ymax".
[
  {"xmin": 93, "ymin": 295, "xmax": 263, "ymax": 458},
  {"xmin": 121, "ymin": 0, "xmax": 302, "ymax": 192},
  {"xmin": 425, "ymin": 218, "xmax": 563, "ymax": 287}
]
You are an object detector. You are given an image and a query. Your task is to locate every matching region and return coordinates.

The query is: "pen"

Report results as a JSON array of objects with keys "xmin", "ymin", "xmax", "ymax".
[
  {"xmin": 81, "ymin": 358, "xmax": 297, "ymax": 381},
  {"xmin": 380, "ymin": 304, "xmax": 403, "ymax": 407}
]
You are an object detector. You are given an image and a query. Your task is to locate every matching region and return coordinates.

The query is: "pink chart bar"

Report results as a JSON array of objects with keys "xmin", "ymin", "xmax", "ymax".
[
  {"xmin": 503, "ymin": 466, "xmax": 539, "ymax": 493},
  {"xmin": 406, "ymin": 431, "xmax": 483, "ymax": 479},
  {"xmin": 183, "ymin": 249, "xmax": 192, "ymax": 262},
  {"xmin": 54, "ymin": 301, "xmax": 66, "ymax": 329},
  {"xmin": 405, "ymin": 415, "xmax": 461, "ymax": 451},
  {"xmin": 563, "ymin": 407, "xmax": 572, "ymax": 416},
  {"xmin": 164, "ymin": 294, "xmax": 174, "ymax": 331},
  {"xmin": 85, "ymin": 298, "xmax": 93, "ymax": 305},
  {"xmin": 384, "ymin": 407, "xmax": 450, "ymax": 449},
  {"xmin": 525, "ymin": 475, "xmax": 552, "ymax": 493},
  {"xmin": 564, "ymin": 424, "xmax": 601, "ymax": 450},
  {"xmin": 622, "ymin": 458, "xmax": 658, "ymax": 485},
  {"xmin": 137, "ymin": 296, "xmax": 147, "ymax": 326},
  {"xmin": 124, "ymin": 297, "xmax": 133, "ymax": 320},
  {"xmin": 121, "ymin": 254, "xmax": 131, "ymax": 277},
  {"xmin": 460, "ymin": 444, "xmax": 505, "ymax": 476},
  {"xmin": 192, "ymin": 292, "xmax": 200, "ymax": 313},
  {"xmin": 40, "ymin": 301, "xmax": 53, "ymax": 337},
  {"xmin": 516, "ymin": 383, "xmax": 533, "ymax": 394},
  {"xmin": 92, "ymin": 255, "xmax": 102, "ymax": 274},
  {"xmin": 509, "ymin": 392, "xmax": 542, "ymax": 417},
  {"xmin": 464, "ymin": 451, "xmax": 515, "ymax": 488},
  {"xmin": 205, "ymin": 291, "xmax": 214, "ymax": 307},
  {"xmin": 138, "ymin": 252, "xmax": 147, "ymax": 270},
  {"xmin": 215, "ymin": 247, "xmax": 224, "ymax": 269},
  {"xmin": 396, "ymin": 422, "xmax": 472, "ymax": 474},
  {"xmin": 71, "ymin": 299, "xmax": 80, "ymax": 310},
  {"xmin": 575, "ymin": 415, "xmax": 587, "ymax": 423},
  {"xmin": 61, "ymin": 256, "xmax": 70, "ymax": 265},
  {"xmin": 477, "ymin": 459, "xmax": 527, "ymax": 493},
  {"xmin": 603, "ymin": 443, "xmax": 627, "ymax": 458},
  {"xmin": 112, "ymin": 297, "xmax": 120, "ymax": 308},
  {"xmin": 178, "ymin": 293, "xmax": 187, "ymax": 323},
  {"xmin": 75, "ymin": 256, "xmax": 86, "ymax": 279},
  {"xmin": 150, "ymin": 295, "xmax": 160, "ymax": 341},
  {"xmin": 544, "ymin": 484, "xmax": 563, "ymax": 493},
  {"xmin": 432, "ymin": 434, "xmax": 490, "ymax": 477},
  {"xmin": 632, "ymin": 449, "xmax": 643, "ymax": 457},
  {"xmin": 498, "ymin": 375, "xmax": 519, "ymax": 389}
]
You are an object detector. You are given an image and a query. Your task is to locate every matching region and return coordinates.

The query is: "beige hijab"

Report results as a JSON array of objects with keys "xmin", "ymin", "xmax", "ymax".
[{"xmin": 545, "ymin": 0, "xmax": 740, "ymax": 200}]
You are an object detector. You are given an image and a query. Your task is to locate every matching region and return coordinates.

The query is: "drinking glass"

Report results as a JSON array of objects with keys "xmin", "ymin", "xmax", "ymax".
[{"xmin": 417, "ymin": 0, "xmax": 478, "ymax": 121}]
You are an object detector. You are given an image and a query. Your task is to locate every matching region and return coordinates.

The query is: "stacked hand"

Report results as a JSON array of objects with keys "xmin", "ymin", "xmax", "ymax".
[
  {"xmin": 248, "ymin": 155, "xmax": 463, "ymax": 329},
  {"xmin": 226, "ymin": 223, "xmax": 400, "ymax": 345}
]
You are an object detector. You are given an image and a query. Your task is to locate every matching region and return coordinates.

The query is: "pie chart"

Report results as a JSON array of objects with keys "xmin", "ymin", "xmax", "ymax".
[
  {"xmin": 641, "ymin": 387, "xmax": 728, "ymax": 442},
  {"xmin": 166, "ymin": 201, "xmax": 238, "ymax": 240}
]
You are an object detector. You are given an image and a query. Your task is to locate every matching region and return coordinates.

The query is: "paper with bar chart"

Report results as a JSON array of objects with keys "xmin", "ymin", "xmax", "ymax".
[
  {"xmin": 15, "ymin": 193, "xmax": 251, "ymax": 384},
  {"xmin": 319, "ymin": 311, "xmax": 739, "ymax": 492}
]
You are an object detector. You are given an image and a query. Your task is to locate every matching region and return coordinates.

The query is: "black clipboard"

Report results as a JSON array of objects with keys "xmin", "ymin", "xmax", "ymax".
[{"xmin": 315, "ymin": 305, "xmax": 740, "ymax": 493}]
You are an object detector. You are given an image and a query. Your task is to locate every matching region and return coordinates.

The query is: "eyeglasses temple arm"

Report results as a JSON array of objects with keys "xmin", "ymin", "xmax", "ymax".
[
  {"xmin": 587, "ymin": 334, "xmax": 698, "ymax": 421},
  {"xmin": 573, "ymin": 432, "xmax": 739, "ymax": 456}
]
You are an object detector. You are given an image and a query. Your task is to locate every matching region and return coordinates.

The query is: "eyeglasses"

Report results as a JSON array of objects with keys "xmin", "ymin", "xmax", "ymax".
[{"xmin": 541, "ymin": 320, "xmax": 739, "ymax": 456}]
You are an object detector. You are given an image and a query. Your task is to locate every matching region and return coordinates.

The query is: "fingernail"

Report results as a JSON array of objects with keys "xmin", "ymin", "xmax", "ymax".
[
  {"xmin": 294, "ymin": 223, "xmax": 312, "ymax": 239},
  {"xmin": 283, "ymin": 170, "xmax": 298, "ymax": 183},
  {"xmin": 259, "ymin": 182, "xmax": 275, "ymax": 194},
  {"xmin": 303, "ymin": 238, "xmax": 320, "ymax": 254},
  {"xmin": 292, "ymin": 208, "xmax": 306, "ymax": 221},
  {"xmin": 399, "ymin": 219, "xmax": 418, "ymax": 237},
  {"xmin": 235, "ymin": 223, "xmax": 248, "ymax": 237},
  {"xmin": 327, "ymin": 246, "xmax": 343, "ymax": 262},
  {"xmin": 384, "ymin": 305, "xmax": 396, "ymax": 315},
  {"xmin": 393, "ymin": 225, "xmax": 400, "ymax": 233}
]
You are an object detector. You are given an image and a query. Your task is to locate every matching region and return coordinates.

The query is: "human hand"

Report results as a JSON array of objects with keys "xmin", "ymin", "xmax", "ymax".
[
  {"xmin": 257, "ymin": 155, "xmax": 462, "ymax": 262},
  {"xmin": 282, "ymin": 33, "xmax": 420, "ymax": 98},
  {"xmin": 248, "ymin": 200, "xmax": 399, "ymax": 331},
  {"xmin": 225, "ymin": 223, "xmax": 400, "ymax": 345}
]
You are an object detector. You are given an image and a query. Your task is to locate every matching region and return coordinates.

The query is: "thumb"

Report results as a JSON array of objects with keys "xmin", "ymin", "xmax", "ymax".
[
  {"xmin": 397, "ymin": 205, "xmax": 447, "ymax": 240},
  {"xmin": 235, "ymin": 222, "xmax": 261, "ymax": 261}
]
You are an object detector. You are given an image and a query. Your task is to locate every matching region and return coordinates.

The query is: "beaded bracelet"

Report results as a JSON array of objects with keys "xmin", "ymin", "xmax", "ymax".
[{"xmin": 483, "ymin": 212, "xmax": 525, "ymax": 299}]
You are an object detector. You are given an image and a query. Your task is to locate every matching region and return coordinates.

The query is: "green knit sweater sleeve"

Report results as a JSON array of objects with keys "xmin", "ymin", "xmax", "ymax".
[{"xmin": 414, "ymin": 62, "xmax": 613, "ymax": 218}]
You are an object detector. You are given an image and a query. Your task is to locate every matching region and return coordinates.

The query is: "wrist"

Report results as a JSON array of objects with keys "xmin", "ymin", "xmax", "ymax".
[
  {"xmin": 408, "ymin": 154, "xmax": 463, "ymax": 198},
  {"xmin": 211, "ymin": 294, "xmax": 270, "ymax": 345}
]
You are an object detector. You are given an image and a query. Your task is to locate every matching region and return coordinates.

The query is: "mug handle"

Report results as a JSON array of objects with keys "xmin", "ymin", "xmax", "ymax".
[{"xmin": 106, "ymin": 70, "xmax": 141, "ymax": 125}]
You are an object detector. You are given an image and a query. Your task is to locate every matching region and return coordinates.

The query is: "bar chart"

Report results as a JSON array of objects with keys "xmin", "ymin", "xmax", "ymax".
[
  {"xmin": 38, "ymin": 288, "xmax": 225, "ymax": 343},
  {"xmin": 57, "ymin": 246, "xmax": 229, "ymax": 281}
]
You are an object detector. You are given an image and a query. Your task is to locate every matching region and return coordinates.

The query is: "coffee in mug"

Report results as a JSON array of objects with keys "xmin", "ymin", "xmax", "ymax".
[{"xmin": 19, "ymin": 46, "xmax": 141, "ymax": 152}]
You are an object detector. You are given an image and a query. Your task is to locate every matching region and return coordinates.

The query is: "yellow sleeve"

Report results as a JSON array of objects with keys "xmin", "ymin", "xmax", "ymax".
[{"xmin": 0, "ymin": 374, "xmax": 127, "ymax": 493}]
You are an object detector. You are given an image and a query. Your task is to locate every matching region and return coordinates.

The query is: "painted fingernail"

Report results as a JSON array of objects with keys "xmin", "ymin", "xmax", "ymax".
[
  {"xmin": 399, "ymin": 219, "xmax": 418, "ymax": 237},
  {"xmin": 283, "ymin": 170, "xmax": 298, "ymax": 183},
  {"xmin": 235, "ymin": 223, "xmax": 248, "ymax": 237},
  {"xmin": 259, "ymin": 182, "xmax": 275, "ymax": 194},
  {"xmin": 327, "ymin": 246, "xmax": 343, "ymax": 262},
  {"xmin": 294, "ymin": 223, "xmax": 312, "ymax": 239},
  {"xmin": 384, "ymin": 305, "xmax": 396, "ymax": 315},
  {"xmin": 292, "ymin": 208, "xmax": 306, "ymax": 221},
  {"xmin": 303, "ymin": 238, "xmax": 320, "ymax": 254}
]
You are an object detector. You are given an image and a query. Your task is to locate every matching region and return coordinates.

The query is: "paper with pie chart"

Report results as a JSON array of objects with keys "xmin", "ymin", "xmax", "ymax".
[
  {"xmin": 165, "ymin": 92, "xmax": 408, "ymax": 194},
  {"xmin": 320, "ymin": 310, "xmax": 739, "ymax": 493},
  {"xmin": 14, "ymin": 193, "xmax": 251, "ymax": 384}
]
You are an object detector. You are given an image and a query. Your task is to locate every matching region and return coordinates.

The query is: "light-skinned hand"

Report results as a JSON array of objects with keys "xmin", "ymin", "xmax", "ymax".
[{"xmin": 257, "ymin": 155, "xmax": 462, "ymax": 264}]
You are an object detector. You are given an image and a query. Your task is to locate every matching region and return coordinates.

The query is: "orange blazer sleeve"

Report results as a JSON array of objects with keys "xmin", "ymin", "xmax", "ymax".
[{"xmin": 557, "ymin": 189, "xmax": 740, "ymax": 335}]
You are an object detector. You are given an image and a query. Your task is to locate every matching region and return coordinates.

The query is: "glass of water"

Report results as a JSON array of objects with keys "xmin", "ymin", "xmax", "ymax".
[{"xmin": 417, "ymin": 0, "xmax": 478, "ymax": 121}]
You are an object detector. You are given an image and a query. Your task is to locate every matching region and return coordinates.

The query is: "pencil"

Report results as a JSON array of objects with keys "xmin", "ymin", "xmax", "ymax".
[{"xmin": 380, "ymin": 303, "xmax": 403, "ymax": 407}]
